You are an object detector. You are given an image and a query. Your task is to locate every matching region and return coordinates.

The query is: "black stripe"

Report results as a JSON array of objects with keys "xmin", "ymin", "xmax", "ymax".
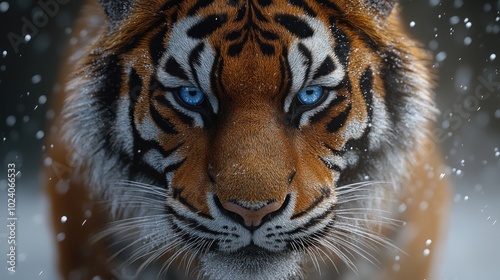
[
  {"xmin": 154, "ymin": 95, "xmax": 195, "ymax": 127},
  {"xmin": 382, "ymin": 51, "xmax": 405, "ymax": 125},
  {"xmin": 253, "ymin": 2, "xmax": 269, "ymax": 22},
  {"xmin": 172, "ymin": 188, "xmax": 215, "ymax": 219},
  {"xmin": 256, "ymin": 35, "xmax": 275, "ymax": 55},
  {"xmin": 228, "ymin": 37, "xmax": 246, "ymax": 56},
  {"xmin": 279, "ymin": 47, "xmax": 292, "ymax": 99},
  {"xmin": 319, "ymin": 156, "xmax": 342, "ymax": 172},
  {"xmin": 278, "ymin": 56, "xmax": 287, "ymax": 95},
  {"xmin": 189, "ymin": 42, "xmax": 206, "ymax": 88},
  {"xmin": 313, "ymin": 56, "xmax": 336, "ymax": 80},
  {"xmin": 288, "ymin": 0, "xmax": 317, "ymax": 17},
  {"xmin": 164, "ymin": 158, "xmax": 186, "ymax": 173},
  {"xmin": 259, "ymin": 29, "xmax": 279, "ymax": 40},
  {"xmin": 97, "ymin": 55, "xmax": 121, "ymax": 116},
  {"xmin": 137, "ymin": 140, "xmax": 183, "ymax": 162},
  {"xmin": 360, "ymin": 67, "xmax": 374, "ymax": 123},
  {"xmin": 165, "ymin": 57, "xmax": 189, "ymax": 80},
  {"xmin": 150, "ymin": 101, "xmax": 179, "ymax": 134},
  {"xmin": 309, "ymin": 94, "xmax": 347, "ymax": 124},
  {"xmin": 257, "ymin": 0, "xmax": 272, "ymax": 7},
  {"xmin": 286, "ymin": 206, "xmax": 335, "ymax": 235},
  {"xmin": 211, "ymin": 51, "xmax": 225, "ymax": 99},
  {"xmin": 226, "ymin": 30, "xmax": 242, "ymax": 41},
  {"xmin": 130, "ymin": 160, "xmax": 166, "ymax": 185},
  {"xmin": 337, "ymin": 68, "xmax": 376, "ymax": 176},
  {"xmin": 329, "ymin": 17, "xmax": 350, "ymax": 68},
  {"xmin": 321, "ymin": 142, "xmax": 345, "ymax": 156},
  {"xmin": 167, "ymin": 206, "xmax": 218, "ymax": 232},
  {"xmin": 128, "ymin": 78, "xmax": 172, "ymax": 184},
  {"xmin": 275, "ymin": 14, "xmax": 314, "ymax": 38},
  {"xmin": 188, "ymin": 0, "xmax": 214, "ymax": 16},
  {"xmin": 187, "ymin": 14, "xmax": 227, "ymax": 39},
  {"xmin": 291, "ymin": 194, "xmax": 326, "ymax": 219},
  {"xmin": 116, "ymin": 26, "xmax": 159, "ymax": 55},
  {"xmin": 149, "ymin": 25, "xmax": 168, "ymax": 66},
  {"xmin": 297, "ymin": 42, "xmax": 312, "ymax": 85},
  {"xmin": 286, "ymin": 215, "xmax": 336, "ymax": 250},
  {"xmin": 128, "ymin": 68, "xmax": 142, "ymax": 103},
  {"xmin": 326, "ymin": 103, "xmax": 351, "ymax": 133},
  {"xmin": 160, "ymin": 0, "xmax": 183, "ymax": 11},
  {"xmin": 235, "ymin": 4, "xmax": 246, "ymax": 21}
]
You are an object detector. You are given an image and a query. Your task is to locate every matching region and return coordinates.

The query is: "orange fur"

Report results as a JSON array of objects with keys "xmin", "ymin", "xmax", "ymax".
[{"xmin": 45, "ymin": 0, "xmax": 450, "ymax": 279}]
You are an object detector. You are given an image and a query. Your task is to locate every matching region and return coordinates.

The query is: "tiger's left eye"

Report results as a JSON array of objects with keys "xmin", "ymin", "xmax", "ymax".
[
  {"xmin": 297, "ymin": 86, "xmax": 324, "ymax": 105},
  {"xmin": 178, "ymin": 86, "xmax": 205, "ymax": 106}
]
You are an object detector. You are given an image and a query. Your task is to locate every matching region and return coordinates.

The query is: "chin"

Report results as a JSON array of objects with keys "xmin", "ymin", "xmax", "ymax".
[{"xmin": 199, "ymin": 246, "xmax": 304, "ymax": 280}]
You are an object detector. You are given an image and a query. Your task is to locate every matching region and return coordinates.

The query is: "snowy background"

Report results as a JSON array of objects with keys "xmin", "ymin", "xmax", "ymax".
[{"xmin": 0, "ymin": 0, "xmax": 499, "ymax": 279}]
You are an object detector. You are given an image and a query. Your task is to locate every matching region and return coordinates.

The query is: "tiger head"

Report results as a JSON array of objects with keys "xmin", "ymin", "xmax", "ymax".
[{"xmin": 63, "ymin": 0, "xmax": 434, "ymax": 278}]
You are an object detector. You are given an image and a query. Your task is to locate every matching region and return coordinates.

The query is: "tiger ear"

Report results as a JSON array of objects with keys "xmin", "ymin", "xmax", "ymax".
[
  {"xmin": 98, "ymin": 0, "xmax": 134, "ymax": 23},
  {"xmin": 366, "ymin": 0, "xmax": 397, "ymax": 19}
]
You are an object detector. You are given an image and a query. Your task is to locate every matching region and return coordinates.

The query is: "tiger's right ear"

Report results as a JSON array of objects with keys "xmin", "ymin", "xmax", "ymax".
[{"xmin": 98, "ymin": 0, "xmax": 134, "ymax": 23}]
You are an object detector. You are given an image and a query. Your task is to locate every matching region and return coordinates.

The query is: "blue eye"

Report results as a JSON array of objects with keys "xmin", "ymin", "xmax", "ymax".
[
  {"xmin": 297, "ymin": 86, "xmax": 324, "ymax": 105},
  {"xmin": 178, "ymin": 87, "xmax": 204, "ymax": 106}
]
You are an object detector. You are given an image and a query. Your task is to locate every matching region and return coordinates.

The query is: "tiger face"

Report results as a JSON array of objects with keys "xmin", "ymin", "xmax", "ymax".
[{"xmin": 59, "ymin": 0, "xmax": 436, "ymax": 279}]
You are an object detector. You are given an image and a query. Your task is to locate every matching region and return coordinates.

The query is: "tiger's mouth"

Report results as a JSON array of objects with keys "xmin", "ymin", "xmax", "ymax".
[{"xmin": 165, "ymin": 191, "xmax": 338, "ymax": 254}]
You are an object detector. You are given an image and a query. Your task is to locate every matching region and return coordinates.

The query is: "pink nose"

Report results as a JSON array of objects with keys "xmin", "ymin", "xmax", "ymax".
[{"xmin": 221, "ymin": 201, "xmax": 283, "ymax": 227}]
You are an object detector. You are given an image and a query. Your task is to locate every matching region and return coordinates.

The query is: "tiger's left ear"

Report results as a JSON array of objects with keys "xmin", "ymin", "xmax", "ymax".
[
  {"xmin": 98, "ymin": 0, "xmax": 134, "ymax": 23},
  {"xmin": 366, "ymin": 0, "xmax": 397, "ymax": 19}
]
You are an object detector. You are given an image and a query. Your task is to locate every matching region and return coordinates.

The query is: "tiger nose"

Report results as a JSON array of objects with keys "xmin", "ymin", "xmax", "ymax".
[{"xmin": 221, "ymin": 200, "xmax": 283, "ymax": 228}]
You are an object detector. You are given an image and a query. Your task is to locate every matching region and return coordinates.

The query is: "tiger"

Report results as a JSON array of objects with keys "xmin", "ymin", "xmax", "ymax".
[{"xmin": 44, "ymin": 0, "xmax": 451, "ymax": 279}]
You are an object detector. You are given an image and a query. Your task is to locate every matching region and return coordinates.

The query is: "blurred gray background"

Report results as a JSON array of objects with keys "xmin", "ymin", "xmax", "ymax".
[{"xmin": 0, "ymin": 0, "xmax": 499, "ymax": 279}]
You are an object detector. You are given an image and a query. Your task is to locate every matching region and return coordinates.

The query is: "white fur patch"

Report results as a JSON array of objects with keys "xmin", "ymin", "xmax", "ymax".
[
  {"xmin": 367, "ymin": 93, "xmax": 391, "ymax": 149},
  {"xmin": 340, "ymin": 119, "xmax": 366, "ymax": 141},
  {"xmin": 142, "ymin": 149, "xmax": 184, "ymax": 172},
  {"xmin": 114, "ymin": 95, "xmax": 134, "ymax": 155},
  {"xmin": 135, "ymin": 114, "xmax": 161, "ymax": 141},
  {"xmin": 283, "ymin": 16, "xmax": 345, "ymax": 114},
  {"xmin": 157, "ymin": 16, "xmax": 219, "ymax": 114}
]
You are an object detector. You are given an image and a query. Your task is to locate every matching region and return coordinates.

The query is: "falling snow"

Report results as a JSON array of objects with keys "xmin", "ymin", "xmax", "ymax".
[
  {"xmin": 38, "ymin": 95, "xmax": 47, "ymax": 105},
  {"xmin": 0, "ymin": 1, "xmax": 8, "ymax": 12},
  {"xmin": 463, "ymin": 37, "xmax": 472, "ymax": 46},
  {"xmin": 31, "ymin": 75, "xmax": 42, "ymax": 84},
  {"xmin": 435, "ymin": 51, "xmax": 447, "ymax": 62},
  {"xmin": 423, "ymin": 249, "xmax": 431, "ymax": 257},
  {"xmin": 449, "ymin": 16, "xmax": 460, "ymax": 25},
  {"xmin": 35, "ymin": 130, "xmax": 45, "ymax": 140},
  {"xmin": 6, "ymin": 115, "xmax": 16, "ymax": 127},
  {"xmin": 0, "ymin": 1, "xmax": 498, "ymax": 279}
]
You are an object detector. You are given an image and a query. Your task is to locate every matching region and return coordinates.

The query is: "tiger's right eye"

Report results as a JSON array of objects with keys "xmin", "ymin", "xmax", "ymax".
[
  {"xmin": 178, "ymin": 86, "xmax": 205, "ymax": 107},
  {"xmin": 297, "ymin": 86, "xmax": 324, "ymax": 105}
]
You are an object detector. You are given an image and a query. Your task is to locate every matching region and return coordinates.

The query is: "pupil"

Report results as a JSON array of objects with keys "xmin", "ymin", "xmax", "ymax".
[
  {"xmin": 306, "ymin": 90, "xmax": 314, "ymax": 95},
  {"xmin": 189, "ymin": 90, "xmax": 197, "ymax": 96}
]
